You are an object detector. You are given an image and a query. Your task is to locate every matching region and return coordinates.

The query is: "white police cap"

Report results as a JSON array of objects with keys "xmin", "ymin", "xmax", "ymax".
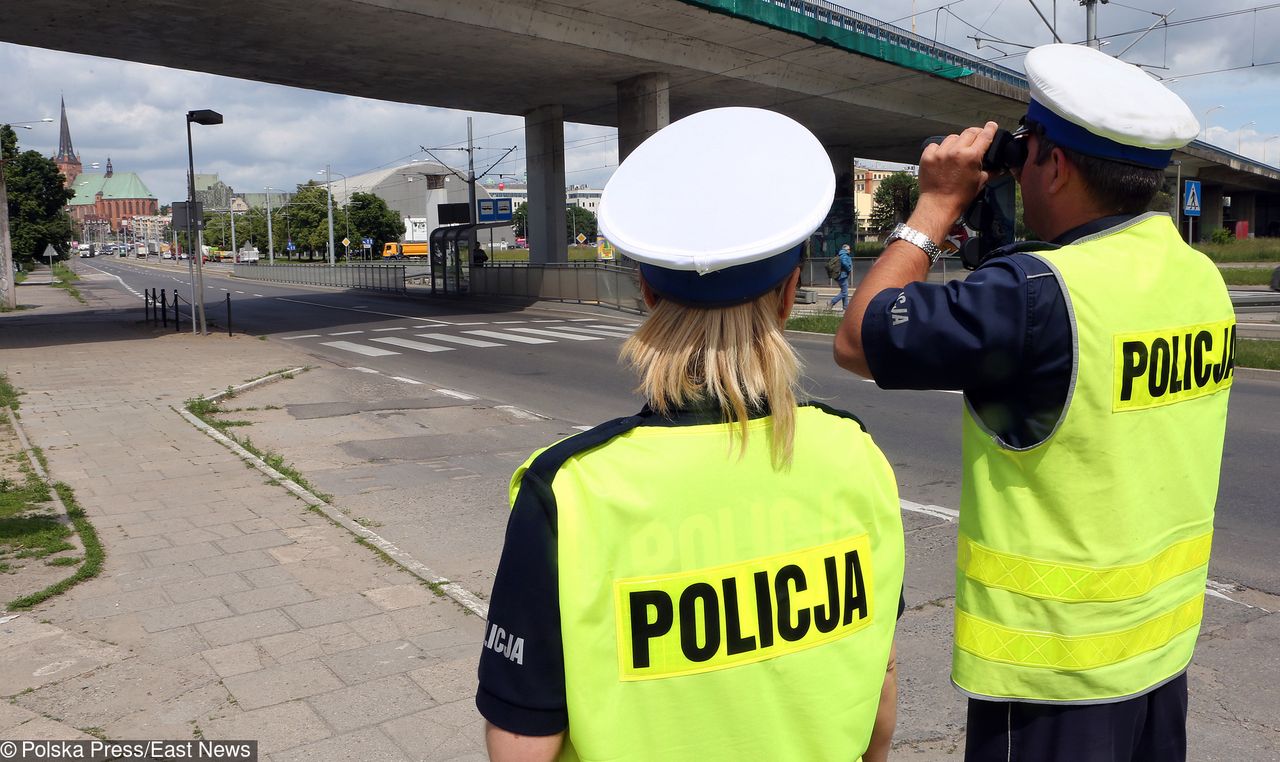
[
  {"xmin": 1024, "ymin": 44, "xmax": 1198, "ymax": 168},
  {"xmin": 599, "ymin": 107, "xmax": 834, "ymax": 305}
]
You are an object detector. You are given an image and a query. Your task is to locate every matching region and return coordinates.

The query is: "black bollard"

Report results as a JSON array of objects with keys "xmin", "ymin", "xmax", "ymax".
[
  {"xmin": 145, "ymin": 288, "xmax": 152, "ymax": 323},
  {"xmin": 161, "ymin": 289, "xmax": 167, "ymax": 328},
  {"xmin": 226, "ymin": 293, "xmax": 232, "ymax": 337},
  {"xmin": 173, "ymin": 289, "xmax": 180, "ymax": 333}
]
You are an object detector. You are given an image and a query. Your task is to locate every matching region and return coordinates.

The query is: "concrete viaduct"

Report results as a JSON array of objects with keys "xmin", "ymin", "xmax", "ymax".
[{"xmin": 5, "ymin": 0, "xmax": 1279, "ymax": 258}]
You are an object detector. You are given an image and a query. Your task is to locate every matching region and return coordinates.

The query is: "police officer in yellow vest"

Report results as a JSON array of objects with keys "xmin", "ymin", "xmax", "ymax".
[
  {"xmin": 477, "ymin": 107, "xmax": 906, "ymax": 762},
  {"xmin": 834, "ymin": 44, "xmax": 1234, "ymax": 762}
]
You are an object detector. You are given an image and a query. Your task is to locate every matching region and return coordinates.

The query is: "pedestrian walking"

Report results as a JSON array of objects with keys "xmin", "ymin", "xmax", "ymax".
[
  {"xmin": 827, "ymin": 242, "xmax": 853, "ymax": 310},
  {"xmin": 478, "ymin": 107, "xmax": 906, "ymax": 762},
  {"xmin": 833, "ymin": 44, "xmax": 1234, "ymax": 762}
]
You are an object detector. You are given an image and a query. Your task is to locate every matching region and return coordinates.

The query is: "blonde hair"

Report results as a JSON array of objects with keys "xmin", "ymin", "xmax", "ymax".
[{"xmin": 620, "ymin": 283, "xmax": 802, "ymax": 468}]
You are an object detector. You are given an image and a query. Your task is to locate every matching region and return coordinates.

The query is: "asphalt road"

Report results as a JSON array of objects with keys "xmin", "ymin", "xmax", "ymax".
[{"xmin": 85, "ymin": 257, "xmax": 1280, "ymax": 594}]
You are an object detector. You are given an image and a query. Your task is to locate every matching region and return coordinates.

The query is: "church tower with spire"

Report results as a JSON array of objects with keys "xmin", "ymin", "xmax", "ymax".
[{"xmin": 53, "ymin": 96, "xmax": 82, "ymax": 187}]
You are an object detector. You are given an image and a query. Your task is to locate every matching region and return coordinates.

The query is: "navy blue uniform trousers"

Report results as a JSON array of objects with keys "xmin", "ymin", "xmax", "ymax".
[{"xmin": 964, "ymin": 673, "xmax": 1188, "ymax": 762}]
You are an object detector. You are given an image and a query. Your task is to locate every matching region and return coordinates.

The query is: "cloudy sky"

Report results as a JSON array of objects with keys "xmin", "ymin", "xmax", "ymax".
[{"xmin": 3, "ymin": 0, "xmax": 1277, "ymax": 205}]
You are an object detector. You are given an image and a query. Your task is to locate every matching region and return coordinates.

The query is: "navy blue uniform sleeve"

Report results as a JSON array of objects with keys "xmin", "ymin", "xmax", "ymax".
[
  {"xmin": 861, "ymin": 259, "xmax": 1032, "ymax": 392},
  {"xmin": 476, "ymin": 472, "xmax": 567, "ymax": 736}
]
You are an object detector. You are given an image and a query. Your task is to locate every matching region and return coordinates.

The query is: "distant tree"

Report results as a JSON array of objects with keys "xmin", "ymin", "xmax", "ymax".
[
  {"xmin": 512, "ymin": 202, "xmax": 528, "ymax": 238},
  {"xmin": 346, "ymin": 192, "xmax": 403, "ymax": 256},
  {"xmin": 283, "ymin": 181, "xmax": 343, "ymax": 259},
  {"xmin": 566, "ymin": 206, "xmax": 597, "ymax": 241},
  {"xmin": 2, "ymin": 125, "xmax": 75, "ymax": 261},
  {"xmin": 869, "ymin": 172, "xmax": 920, "ymax": 232}
]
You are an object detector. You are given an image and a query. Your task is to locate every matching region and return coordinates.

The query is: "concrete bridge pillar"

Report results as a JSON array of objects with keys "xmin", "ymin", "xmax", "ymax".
[
  {"xmin": 617, "ymin": 73, "xmax": 670, "ymax": 162},
  {"xmin": 817, "ymin": 145, "xmax": 855, "ymax": 259},
  {"xmin": 525, "ymin": 104, "xmax": 567, "ymax": 264},
  {"xmin": 1232, "ymin": 192, "xmax": 1257, "ymax": 237},
  {"xmin": 1200, "ymin": 185, "xmax": 1224, "ymax": 242}
]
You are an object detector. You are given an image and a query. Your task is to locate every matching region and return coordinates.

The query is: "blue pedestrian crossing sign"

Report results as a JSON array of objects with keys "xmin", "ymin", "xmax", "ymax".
[
  {"xmin": 286, "ymin": 240, "xmax": 296, "ymax": 251},
  {"xmin": 1184, "ymin": 180, "xmax": 1202, "ymax": 217},
  {"xmin": 362, "ymin": 237, "xmax": 373, "ymax": 248}
]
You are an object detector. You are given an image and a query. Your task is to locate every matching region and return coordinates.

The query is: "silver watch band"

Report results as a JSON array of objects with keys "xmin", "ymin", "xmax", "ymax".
[{"xmin": 886, "ymin": 223, "xmax": 945, "ymax": 265}]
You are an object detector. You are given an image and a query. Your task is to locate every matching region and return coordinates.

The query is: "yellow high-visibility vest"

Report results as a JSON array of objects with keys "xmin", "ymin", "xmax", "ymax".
[
  {"xmin": 510, "ymin": 403, "xmax": 904, "ymax": 761},
  {"xmin": 954, "ymin": 213, "xmax": 1235, "ymax": 702}
]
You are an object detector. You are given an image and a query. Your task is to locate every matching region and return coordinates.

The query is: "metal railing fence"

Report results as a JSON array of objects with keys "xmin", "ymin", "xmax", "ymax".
[
  {"xmin": 756, "ymin": 0, "xmax": 1027, "ymax": 88},
  {"xmin": 470, "ymin": 262, "xmax": 645, "ymax": 314},
  {"xmin": 232, "ymin": 263, "xmax": 407, "ymax": 294}
]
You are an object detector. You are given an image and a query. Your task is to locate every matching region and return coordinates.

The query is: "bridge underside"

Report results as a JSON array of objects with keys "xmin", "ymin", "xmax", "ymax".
[
  {"xmin": 8, "ymin": 0, "xmax": 1279, "ymax": 247},
  {"xmin": 2, "ymin": 0, "xmax": 1028, "ymax": 163}
]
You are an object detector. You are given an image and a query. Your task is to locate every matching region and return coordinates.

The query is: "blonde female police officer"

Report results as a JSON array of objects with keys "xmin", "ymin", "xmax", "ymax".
[{"xmin": 476, "ymin": 108, "xmax": 906, "ymax": 762}]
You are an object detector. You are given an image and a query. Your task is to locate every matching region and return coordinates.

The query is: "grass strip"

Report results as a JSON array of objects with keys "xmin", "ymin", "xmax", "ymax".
[
  {"xmin": 7, "ymin": 483, "xmax": 105, "ymax": 611},
  {"xmin": 52, "ymin": 262, "xmax": 86, "ymax": 304},
  {"xmin": 786, "ymin": 314, "xmax": 845, "ymax": 333},
  {"xmin": 1237, "ymin": 339, "xmax": 1280, "ymax": 371},
  {"xmin": 1218, "ymin": 267, "xmax": 1277, "ymax": 286},
  {"xmin": 1195, "ymin": 239, "xmax": 1280, "ymax": 263},
  {"xmin": 0, "ymin": 373, "xmax": 19, "ymax": 411}
]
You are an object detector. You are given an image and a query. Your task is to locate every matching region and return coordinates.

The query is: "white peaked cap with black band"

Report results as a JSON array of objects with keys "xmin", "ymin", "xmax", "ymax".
[
  {"xmin": 599, "ymin": 107, "xmax": 835, "ymax": 306},
  {"xmin": 1024, "ymin": 44, "xmax": 1199, "ymax": 169}
]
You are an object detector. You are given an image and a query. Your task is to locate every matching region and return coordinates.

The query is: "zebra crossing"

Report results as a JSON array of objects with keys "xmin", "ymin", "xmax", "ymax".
[{"xmin": 281, "ymin": 318, "xmax": 639, "ymax": 358}]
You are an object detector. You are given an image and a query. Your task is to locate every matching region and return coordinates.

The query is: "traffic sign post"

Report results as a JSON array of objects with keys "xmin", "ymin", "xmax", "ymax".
[{"xmin": 1184, "ymin": 180, "xmax": 1201, "ymax": 243}]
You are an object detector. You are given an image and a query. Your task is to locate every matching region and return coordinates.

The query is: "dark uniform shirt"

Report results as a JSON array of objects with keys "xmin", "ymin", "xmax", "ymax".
[
  {"xmin": 861, "ymin": 215, "xmax": 1136, "ymax": 448},
  {"xmin": 477, "ymin": 403, "xmax": 907, "ymax": 736}
]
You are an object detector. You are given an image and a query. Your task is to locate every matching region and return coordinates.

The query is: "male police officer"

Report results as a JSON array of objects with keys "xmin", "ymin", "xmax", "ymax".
[{"xmin": 834, "ymin": 44, "xmax": 1234, "ymax": 762}]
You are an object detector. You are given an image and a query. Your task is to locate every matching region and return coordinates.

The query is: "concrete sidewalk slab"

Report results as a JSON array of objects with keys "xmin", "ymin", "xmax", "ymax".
[{"xmin": 0, "ymin": 284, "xmax": 485, "ymax": 759}]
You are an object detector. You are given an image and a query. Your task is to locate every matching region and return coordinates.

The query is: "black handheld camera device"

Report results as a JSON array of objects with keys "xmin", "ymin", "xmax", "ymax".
[{"xmin": 921, "ymin": 128, "xmax": 1025, "ymax": 269}]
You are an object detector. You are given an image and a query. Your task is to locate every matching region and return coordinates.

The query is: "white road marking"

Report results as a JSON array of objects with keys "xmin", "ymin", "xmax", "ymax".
[
  {"xmin": 328, "ymin": 330, "xmax": 364, "ymax": 336},
  {"xmin": 530, "ymin": 319, "xmax": 564, "ymax": 323},
  {"xmin": 321, "ymin": 341, "xmax": 399, "ymax": 356},
  {"xmin": 253, "ymin": 294, "xmax": 264, "ymax": 297},
  {"xmin": 391, "ymin": 376, "xmax": 424, "ymax": 385},
  {"xmin": 899, "ymin": 499, "xmax": 960, "ymax": 521},
  {"xmin": 276, "ymin": 298, "xmax": 451, "ymax": 324},
  {"xmin": 496, "ymin": 405, "xmax": 547, "ymax": 421},
  {"xmin": 436, "ymin": 388, "xmax": 478, "ymax": 400},
  {"xmin": 369, "ymin": 336, "xmax": 454, "ymax": 353},
  {"xmin": 372, "ymin": 326, "xmax": 407, "ymax": 332},
  {"xmin": 548, "ymin": 325, "xmax": 633, "ymax": 338},
  {"xmin": 493, "ymin": 320, "xmax": 527, "ymax": 324},
  {"xmin": 451, "ymin": 321, "xmax": 488, "ymax": 326},
  {"xmin": 568, "ymin": 318, "xmax": 597, "ymax": 322},
  {"xmin": 349, "ymin": 367, "xmax": 381, "ymax": 374},
  {"xmin": 282, "ymin": 334, "xmax": 321, "ymax": 340},
  {"xmin": 508, "ymin": 327, "xmax": 603, "ymax": 341},
  {"xmin": 235, "ymin": 290, "xmax": 245, "ymax": 294},
  {"xmin": 417, "ymin": 333, "xmax": 502, "ymax": 348},
  {"xmin": 464, "ymin": 330, "xmax": 554, "ymax": 344},
  {"xmin": 572, "ymin": 425, "xmax": 593, "ymax": 431}
]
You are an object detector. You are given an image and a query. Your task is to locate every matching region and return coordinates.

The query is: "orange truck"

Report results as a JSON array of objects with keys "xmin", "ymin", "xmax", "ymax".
[{"xmin": 381, "ymin": 242, "xmax": 430, "ymax": 259}]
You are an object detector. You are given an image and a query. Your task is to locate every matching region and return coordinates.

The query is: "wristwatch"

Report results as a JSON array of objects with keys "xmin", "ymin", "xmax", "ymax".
[{"xmin": 885, "ymin": 223, "xmax": 945, "ymax": 266}]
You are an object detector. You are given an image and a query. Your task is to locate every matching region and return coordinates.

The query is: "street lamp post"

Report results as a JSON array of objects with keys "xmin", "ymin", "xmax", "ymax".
[
  {"xmin": 1200, "ymin": 105, "xmax": 1224, "ymax": 142},
  {"xmin": 322, "ymin": 165, "xmax": 335, "ymax": 266},
  {"xmin": 186, "ymin": 108, "xmax": 222, "ymax": 335},
  {"xmin": 1235, "ymin": 121, "xmax": 1256, "ymax": 154},
  {"xmin": 264, "ymin": 186, "xmax": 276, "ymax": 264},
  {"xmin": 0, "ymin": 117, "xmax": 53, "ymax": 310},
  {"xmin": 1265, "ymin": 136, "xmax": 1280, "ymax": 166}
]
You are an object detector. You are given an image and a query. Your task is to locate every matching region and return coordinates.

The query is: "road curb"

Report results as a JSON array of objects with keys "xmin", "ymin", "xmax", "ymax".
[{"xmin": 175, "ymin": 376, "xmax": 489, "ymax": 620}]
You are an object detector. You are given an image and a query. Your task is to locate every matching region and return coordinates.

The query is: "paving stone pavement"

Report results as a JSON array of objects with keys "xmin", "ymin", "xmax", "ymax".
[{"xmin": 0, "ymin": 284, "xmax": 485, "ymax": 761}]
